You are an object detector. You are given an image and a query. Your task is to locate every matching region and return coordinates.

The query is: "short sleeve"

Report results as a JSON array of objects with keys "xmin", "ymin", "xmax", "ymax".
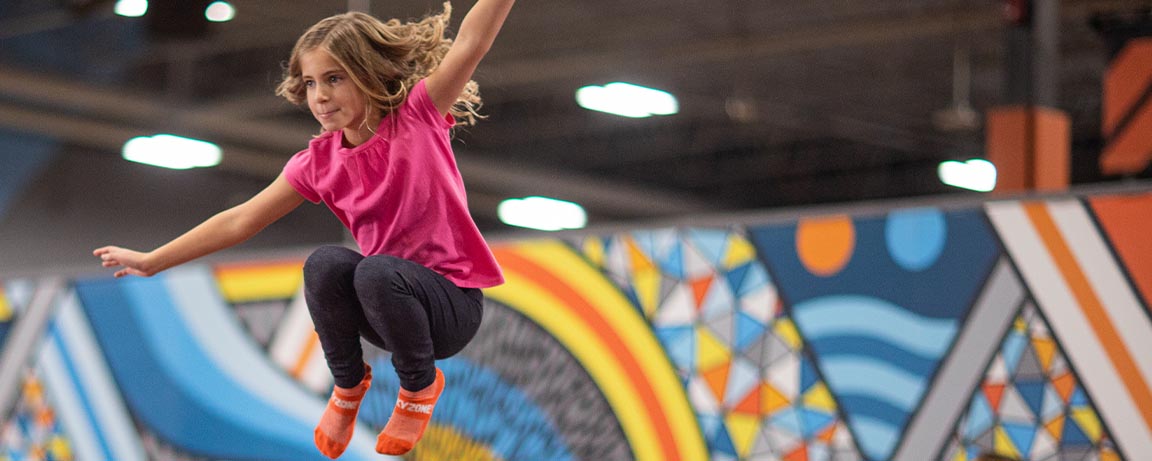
[
  {"xmin": 404, "ymin": 80, "xmax": 456, "ymax": 128},
  {"xmin": 283, "ymin": 150, "xmax": 321, "ymax": 203}
]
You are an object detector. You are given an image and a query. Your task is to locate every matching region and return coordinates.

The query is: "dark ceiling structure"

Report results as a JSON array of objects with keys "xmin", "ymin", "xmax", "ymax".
[{"xmin": 1, "ymin": 0, "xmax": 1150, "ymax": 235}]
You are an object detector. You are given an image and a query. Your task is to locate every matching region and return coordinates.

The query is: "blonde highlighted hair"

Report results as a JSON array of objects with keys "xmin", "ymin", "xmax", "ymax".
[{"xmin": 276, "ymin": 2, "xmax": 482, "ymax": 126}]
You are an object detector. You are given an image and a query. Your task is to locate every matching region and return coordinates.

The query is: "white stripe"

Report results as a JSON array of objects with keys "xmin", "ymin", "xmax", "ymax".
[
  {"xmin": 986, "ymin": 202, "xmax": 1152, "ymax": 457},
  {"xmin": 37, "ymin": 336, "xmax": 102, "ymax": 461},
  {"xmin": 269, "ymin": 283, "xmax": 333, "ymax": 393},
  {"xmin": 165, "ymin": 265, "xmax": 381, "ymax": 458},
  {"xmin": 2, "ymin": 279, "xmax": 36, "ymax": 313},
  {"xmin": 270, "ymin": 286, "xmax": 315, "ymax": 373},
  {"xmin": 1047, "ymin": 200, "xmax": 1152, "ymax": 391},
  {"xmin": 54, "ymin": 291, "xmax": 147, "ymax": 461},
  {"xmin": 303, "ymin": 338, "xmax": 334, "ymax": 393}
]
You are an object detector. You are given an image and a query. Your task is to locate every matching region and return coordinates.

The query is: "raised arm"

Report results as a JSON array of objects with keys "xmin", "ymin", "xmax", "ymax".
[
  {"xmin": 425, "ymin": 0, "xmax": 516, "ymax": 115},
  {"xmin": 94, "ymin": 173, "xmax": 305, "ymax": 278}
]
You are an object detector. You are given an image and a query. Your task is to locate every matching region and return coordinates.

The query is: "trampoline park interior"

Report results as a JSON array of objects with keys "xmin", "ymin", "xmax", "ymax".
[{"xmin": 2, "ymin": 0, "xmax": 1152, "ymax": 460}]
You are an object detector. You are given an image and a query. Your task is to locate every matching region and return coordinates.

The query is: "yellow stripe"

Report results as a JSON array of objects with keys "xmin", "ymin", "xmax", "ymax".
[
  {"xmin": 511, "ymin": 241, "xmax": 707, "ymax": 461},
  {"xmin": 0, "ymin": 289, "xmax": 11, "ymax": 321},
  {"xmin": 214, "ymin": 261, "xmax": 304, "ymax": 303},
  {"xmin": 486, "ymin": 271, "xmax": 660, "ymax": 461}
]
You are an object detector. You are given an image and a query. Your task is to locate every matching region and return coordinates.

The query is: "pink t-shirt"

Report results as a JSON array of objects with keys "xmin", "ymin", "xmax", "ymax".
[{"xmin": 283, "ymin": 80, "xmax": 503, "ymax": 288}]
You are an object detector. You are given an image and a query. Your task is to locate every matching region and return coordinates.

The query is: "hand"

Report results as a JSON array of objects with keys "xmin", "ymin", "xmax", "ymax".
[{"xmin": 93, "ymin": 246, "xmax": 155, "ymax": 278}]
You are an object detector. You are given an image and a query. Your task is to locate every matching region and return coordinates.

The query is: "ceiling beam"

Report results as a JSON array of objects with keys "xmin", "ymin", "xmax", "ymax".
[{"xmin": 0, "ymin": 70, "xmax": 711, "ymax": 218}]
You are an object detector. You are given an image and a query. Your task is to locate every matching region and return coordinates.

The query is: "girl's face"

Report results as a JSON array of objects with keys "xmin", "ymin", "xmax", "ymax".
[{"xmin": 299, "ymin": 49, "xmax": 378, "ymax": 146}]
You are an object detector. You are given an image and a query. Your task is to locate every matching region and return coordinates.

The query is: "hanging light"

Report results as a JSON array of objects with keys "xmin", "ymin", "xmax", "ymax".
[
  {"xmin": 576, "ymin": 82, "xmax": 679, "ymax": 118},
  {"xmin": 204, "ymin": 1, "xmax": 236, "ymax": 22},
  {"xmin": 938, "ymin": 159, "xmax": 996, "ymax": 192},
  {"xmin": 122, "ymin": 134, "xmax": 222, "ymax": 170},
  {"xmin": 114, "ymin": 0, "xmax": 148, "ymax": 17},
  {"xmin": 498, "ymin": 196, "xmax": 587, "ymax": 231}
]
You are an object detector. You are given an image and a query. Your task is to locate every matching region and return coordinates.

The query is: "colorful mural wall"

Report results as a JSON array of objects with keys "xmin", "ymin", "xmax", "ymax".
[{"xmin": 1, "ymin": 189, "xmax": 1150, "ymax": 461}]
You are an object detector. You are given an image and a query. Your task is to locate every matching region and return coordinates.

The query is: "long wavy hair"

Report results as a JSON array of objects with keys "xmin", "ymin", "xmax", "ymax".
[{"xmin": 276, "ymin": 3, "xmax": 482, "ymax": 126}]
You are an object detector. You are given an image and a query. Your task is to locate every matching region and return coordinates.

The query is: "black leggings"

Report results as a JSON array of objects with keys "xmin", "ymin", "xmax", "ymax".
[{"xmin": 303, "ymin": 245, "xmax": 484, "ymax": 390}]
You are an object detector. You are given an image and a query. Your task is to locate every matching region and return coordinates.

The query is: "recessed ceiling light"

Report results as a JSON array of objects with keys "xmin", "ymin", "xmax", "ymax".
[
  {"xmin": 498, "ymin": 196, "xmax": 587, "ymax": 231},
  {"xmin": 122, "ymin": 135, "xmax": 222, "ymax": 170},
  {"xmin": 205, "ymin": 1, "xmax": 236, "ymax": 22},
  {"xmin": 576, "ymin": 82, "xmax": 678, "ymax": 118},
  {"xmin": 938, "ymin": 159, "xmax": 996, "ymax": 192},
  {"xmin": 114, "ymin": 0, "xmax": 148, "ymax": 17}
]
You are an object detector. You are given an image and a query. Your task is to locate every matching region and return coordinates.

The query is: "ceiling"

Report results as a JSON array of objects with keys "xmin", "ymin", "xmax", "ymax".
[{"xmin": 1, "ymin": 0, "xmax": 1150, "ymax": 234}]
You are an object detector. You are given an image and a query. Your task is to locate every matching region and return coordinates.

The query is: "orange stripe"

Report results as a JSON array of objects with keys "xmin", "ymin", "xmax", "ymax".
[
  {"xmin": 293, "ymin": 332, "xmax": 319, "ymax": 378},
  {"xmin": 494, "ymin": 248, "xmax": 680, "ymax": 461},
  {"xmin": 1101, "ymin": 101, "xmax": 1152, "ymax": 174},
  {"xmin": 1024, "ymin": 203, "xmax": 1152, "ymax": 432},
  {"xmin": 1103, "ymin": 38, "xmax": 1152, "ymax": 137},
  {"xmin": 1089, "ymin": 195, "xmax": 1152, "ymax": 310}
]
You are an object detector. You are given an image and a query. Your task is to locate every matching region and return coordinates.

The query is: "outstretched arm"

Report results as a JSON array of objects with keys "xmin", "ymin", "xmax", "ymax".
[
  {"xmin": 94, "ymin": 173, "xmax": 305, "ymax": 278},
  {"xmin": 425, "ymin": 0, "xmax": 516, "ymax": 115}
]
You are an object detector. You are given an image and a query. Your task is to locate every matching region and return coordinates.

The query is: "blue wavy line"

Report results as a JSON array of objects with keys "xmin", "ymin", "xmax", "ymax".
[
  {"xmin": 808, "ymin": 335, "xmax": 938, "ymax": 377},
  {"xmin": 848, "ymin": 412, "xmax": 903, "ymax": 461},
  {"xmin": 793, "ymin": 295, "xmax": 957, "ymax": 358},
  {"xmin": 835, "ymin": 394, "xmax": 910, "ymax": 429},
  {"xmin": 820, "ymin": 356, "xmax": 927, "ymax": 411}
]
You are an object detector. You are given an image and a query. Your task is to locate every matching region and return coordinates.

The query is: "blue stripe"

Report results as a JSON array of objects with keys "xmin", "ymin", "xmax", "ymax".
[
  {"xmin": 75, "ymin": 276, "xmax": 329, "ymax": 460},
  {"xmin": 50, "ymin": 324, "xmax": 114, "ymax": 461},
  {"xmin": 361, "ymin": 356, "xmax": 573, "ymax": 461},
  {"xmin": 820, "ymin": 356, "xmax": 927, "ymax": 411},
  {"xmin": 806, "ymin": 335, "xmax": 938, "ymax": 377},
  {"xmin": 793, "ymin": 295, "xmax": 957, "ymax": 358},
  {"xmin": 848, "ymin": 412, "xmax": 903, "ymax": 461},
  {"xmin": 836, "ymin": 394, "xmax": 910, "ymax": 428}
]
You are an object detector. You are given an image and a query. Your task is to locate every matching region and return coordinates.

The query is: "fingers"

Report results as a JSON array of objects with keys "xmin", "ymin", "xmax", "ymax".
[
  {"xmin": 115, "ymin": 268, "xmax": 147, "ymax": 278},
  {"xmin": 94, "ymin": 246, "xmax": 150, "ymax": 278},
  {"xmin": 95, "ymin": 246, "xmax": 124, "ymax": 273}
]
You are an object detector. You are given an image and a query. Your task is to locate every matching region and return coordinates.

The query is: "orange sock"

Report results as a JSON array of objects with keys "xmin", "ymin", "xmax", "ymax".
[
  {"xmin": 376, "ymin": 368, "xmax": 445, "ymax": 455},
  {"xmin": 314, "ymin": 364, "xmax": 372, "ymax": 459}
]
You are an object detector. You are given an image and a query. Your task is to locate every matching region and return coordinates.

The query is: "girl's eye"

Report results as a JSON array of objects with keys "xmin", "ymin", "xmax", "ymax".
[
  {"xmin": 328, "ymin": 75, "xmax": 341, "ymax": 84},
  {"xmin": 304, "ymin": 80, "xmax": 315, "ymax": 88}
]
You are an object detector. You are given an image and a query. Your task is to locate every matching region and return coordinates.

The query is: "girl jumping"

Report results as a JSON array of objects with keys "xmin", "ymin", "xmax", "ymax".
[{"xmin": 94, "ymin": 0, "xmax": 514, "ymax": 457}]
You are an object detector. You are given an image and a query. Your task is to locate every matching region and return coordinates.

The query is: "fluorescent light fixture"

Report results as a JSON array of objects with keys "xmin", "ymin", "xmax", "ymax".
[
  {"xmin": 122, "ymin": 134, "xmax": 222, "ymax": 170},
  {"xmin": 575, "ymin": 82, "xmax": 679, "ymax": 118},
  {"xmin": 498, "ymin": 196, "xmax": 587, "ymax": 231},
  {"xmin": 205, "ymin": 1, "xmax": 236, "ymax": 22},
  {"xmin": 938, "ymin": 158, "xmax": 996, "ymax": 192},
  {"xmin": 114, "ymin": 0, "xmax": 148, "ymax": 17}
]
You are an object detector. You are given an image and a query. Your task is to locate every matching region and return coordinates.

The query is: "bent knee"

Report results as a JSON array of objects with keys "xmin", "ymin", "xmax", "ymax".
[
  {"xmin": 354, "ymin": 255, "xmax": 405, "ymax": 280},
  {"xmin": 304, "ymin": 245, "xmax": 362, "ymax": 279}
]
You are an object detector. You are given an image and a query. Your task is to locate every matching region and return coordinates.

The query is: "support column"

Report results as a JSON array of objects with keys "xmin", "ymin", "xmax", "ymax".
[{"xmin": 986, "ymin": 0, "xmax": 1070, "ymax": 194}]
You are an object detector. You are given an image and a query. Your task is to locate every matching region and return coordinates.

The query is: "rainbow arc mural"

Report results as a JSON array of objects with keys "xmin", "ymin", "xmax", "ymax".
[{"xmin": 2, "ymin": 188, "xmax": 1151, "ymax": 461}]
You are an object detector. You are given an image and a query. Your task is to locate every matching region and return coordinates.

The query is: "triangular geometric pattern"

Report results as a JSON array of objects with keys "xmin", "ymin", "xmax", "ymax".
[
  {"xmin": 0, "ymin": 371, "xmax": 74, "ymax": 461},
  {"xmin": 578, "ymin": 228, "xmax": 863, "ymax": 460},
  {"xmin": 943, "ymin": 303, "xmax": 1124, "ymax": 461},
  {"xmin": 230, "ymin": 300, "xmax": 289, "ymax": 348},
  {"xmin": 748, "ymin": 208, "xmax": 1003, "ymax": 460},
  {"xmin": 211, "ymin": 262, "xmax": 303, "ymax": 351}
]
